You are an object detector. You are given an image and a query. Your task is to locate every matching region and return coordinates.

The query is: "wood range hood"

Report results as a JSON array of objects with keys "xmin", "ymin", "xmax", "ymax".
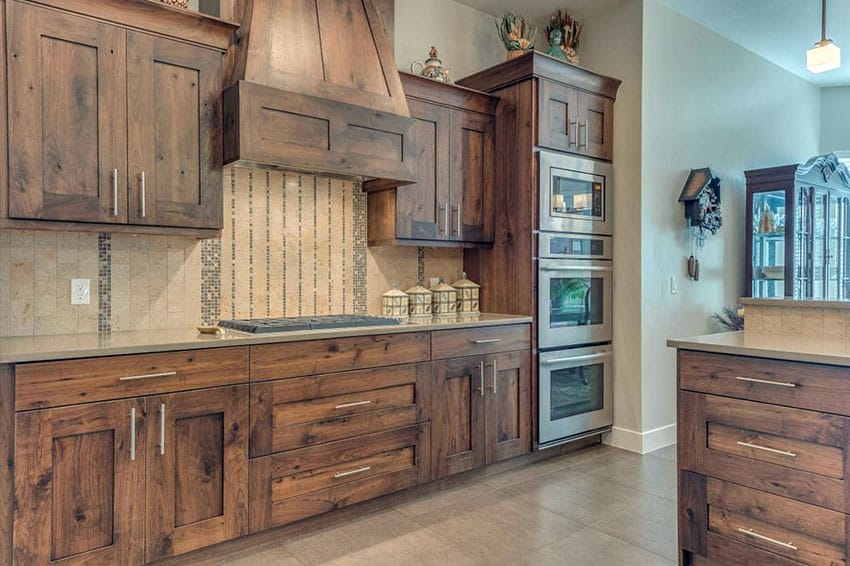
[{"xmin": 222, "ymin": 0, "xmax": 416, "ymax": 188}]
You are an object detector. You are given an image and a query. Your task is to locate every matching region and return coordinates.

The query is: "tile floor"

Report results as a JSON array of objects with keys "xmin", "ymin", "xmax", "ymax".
[{"xmin": 172, "ymin": 444, "xmax": 677, "ymax": 566}]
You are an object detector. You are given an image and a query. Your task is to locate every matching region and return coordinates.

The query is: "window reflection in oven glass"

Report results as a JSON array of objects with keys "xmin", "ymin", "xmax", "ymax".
[
  {"xmin": 550, "ymin": 363, "xmax": 604, "ymax": 420},
  {"xmin": 552, "ymin": 175, "xmax": 603, "ymax": 219},
  {"xmin": 549, "ymin": 276, "xmax": 603, "ymax": 328}
]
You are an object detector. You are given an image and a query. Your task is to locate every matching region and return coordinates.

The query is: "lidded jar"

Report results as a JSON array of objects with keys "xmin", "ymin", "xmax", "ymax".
[
  {"xmin": 405, "ymin": 284, "xmax": 433, "ymax": 320},
  {"xmin": 430, "ymin": 278, "xmax": 458, "ymax": 316},
  {"xmin": 452, "ymin": 272, "xmax": 480, "ymax": 314},
  {"xmin": 381, "ymin": 284, "xmax": 409, "ymax": 321}
]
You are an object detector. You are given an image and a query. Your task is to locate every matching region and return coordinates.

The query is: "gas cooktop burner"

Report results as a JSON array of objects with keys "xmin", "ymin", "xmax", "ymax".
[{"xmin": 218, "ymin": 315, "xmax": 402, "ymax": 334}]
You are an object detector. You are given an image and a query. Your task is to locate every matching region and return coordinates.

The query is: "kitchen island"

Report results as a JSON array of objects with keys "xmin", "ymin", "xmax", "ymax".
[{"xmin": 670, "ymin": 316, "xmax": 850, "ymax": 565}]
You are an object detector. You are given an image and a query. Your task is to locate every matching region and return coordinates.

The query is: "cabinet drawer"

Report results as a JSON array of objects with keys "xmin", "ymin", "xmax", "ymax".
[
  {"xmin": 249, "ymin": 364, "xmax": 429, "ymax": 457},
  {"xmin": 14, "ymin": 347, "xmax": 249, "ymax": 411},
  {"xmin": 250, "ymin": 332, "xmax": 430, "ymax": 381},
  {"xmin": 679, "ymin": 350, "xmax": 850, "ymax": 415},
  {"xmin": 680, "ymin": 391, "xmax": 849, "ymax": 512},
  {"xmin": 431, "ymin": 324, "xmax": 530, "ymax": 360},
  {"xmin": 706, "ymin": 479, "xmax": 848, "ymax": 565},
  {"xmin": 249, "ymin": 424, "xmax": 430, "ymax": 531}
]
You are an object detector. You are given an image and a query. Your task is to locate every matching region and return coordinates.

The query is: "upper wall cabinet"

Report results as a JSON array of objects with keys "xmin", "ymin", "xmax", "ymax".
[
  {"xmin": 5, "ymin": 0, "xmax": 237, "ymax": 235},
  {"xmin": 366, "ymin": 73, "xmax": 497, "ymax": 247}
]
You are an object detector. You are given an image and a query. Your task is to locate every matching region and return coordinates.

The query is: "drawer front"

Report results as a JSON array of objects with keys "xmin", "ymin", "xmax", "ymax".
[
  {"xmin": 706, "ymin": 479, "xmax": 847, "ymax": 565},
  {"xmin": 15, "ymin": 347, "xmax": 249, "ymax": 410},
  {"xmin": 249, "ymin": 424, "xmax": 430, "ymax": 531},
  {"xmin": 249, "ymin": 364, "xmax": 429, "ymax": 456},
  {"xmin": 697, "ymin": 532, "xmax": 818, "ymax": 566},
  {"xmin": 431, "ymin": 324, "xmax": 530, "ymax": 360},
  {"xmin": 680, "ymin": 391, "xmax": 849, "ymax": 512},
  {"xmin": 679, "ymin": 350, "xmax": 850, "ymax": 415},
  {"xmin": 250, "ymin": 332, "xmax": 430, "ymax": 381}
]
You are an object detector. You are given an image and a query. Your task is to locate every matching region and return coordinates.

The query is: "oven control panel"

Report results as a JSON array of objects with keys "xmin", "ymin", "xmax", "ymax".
[{"xmin": 540, "ymin": 232, "xmax": 612, "ymax": 260}]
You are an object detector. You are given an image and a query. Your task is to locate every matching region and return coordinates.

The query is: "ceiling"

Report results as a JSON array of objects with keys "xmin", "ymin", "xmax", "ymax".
[{"xmin": 455, "ymin": 0, "xmax": 850, "ymax": 87}]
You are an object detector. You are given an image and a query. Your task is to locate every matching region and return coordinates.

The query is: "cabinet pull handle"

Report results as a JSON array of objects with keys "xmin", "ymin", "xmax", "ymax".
[
  {"xmin": 737, "ymin": 528, "xmax": 797, "ymax": 551},
  {"xmin": 334, "ymin": 466, "xmax": 371, "ymax": 479},
  {"xmin": 583, "ymin": 121, "xmax": 589, "ymax": 148},
  {"xmin": 543, "ymin": 352, "xmax": 611, "ymax": 365},
  {"xmin": 577, "ymin": 122, "xmax": 587, "ymax": 148},
  {"xmin": 119, "ymin": 371, "xmax": 177, "ymax": 382},
  {"xmin": 159, "ymin": 403, "xmax": 166, "ymax": 456},
  {"xmin": 492, "ymin": 359, "xmax": 497, "ymax": 394},
  {"xmin": 112, "ymin": 169, "xmax": 119, "ymax": 216},
  {"xmin": 479, "ymin": 361, "xmax": 485, "ymax": 397},
  {"xmin": 568, "ymin": 120, "xmax": 577, "ymax": 146},
  {"xmin": 735, "ymin": 376, "xmax": 797, "ymax": 388},
  {"xmin": 473, "ymin": 338, "xmax": 502, "ymax": 344},
  {"xmin": 130, "ymin": 407, "xmax": 136, "ymax": 461},
  {"xmin": 140, "ymin": 171, "xmax": 146, "ymax": 218},
  {"xmin": 736, "ymin": 441, "xmax": 797, "ymax": 458},
  {"xmin": 439, "ymin": 203, "xmax": 449, "ymax": 235},
  {"xmin": 454, "ymin": 204, "xmax": 462, "ymax": 238},
  {"xmin": 335, "ymin": 400, "xmax": 372, "ymax": 409}
]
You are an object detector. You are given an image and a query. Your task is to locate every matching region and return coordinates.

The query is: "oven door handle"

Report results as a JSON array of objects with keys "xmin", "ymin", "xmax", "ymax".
[
  {"xmin": 540, "ymin": 265, "xmax": 613, "ymax": 272},
  {"xmin": 542, "ymin": 353, "xmax": 612, "ymax": 365}
]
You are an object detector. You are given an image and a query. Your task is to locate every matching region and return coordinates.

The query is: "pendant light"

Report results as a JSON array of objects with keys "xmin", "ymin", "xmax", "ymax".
[{"xmin": 807, "ymin": 0, "xmax": 841, "ymax": 73}]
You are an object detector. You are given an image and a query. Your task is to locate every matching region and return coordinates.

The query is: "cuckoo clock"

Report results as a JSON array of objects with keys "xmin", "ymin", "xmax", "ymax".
[{"xmin": 678, "ymin": 168, "xmax": 722, "ymax": 281}]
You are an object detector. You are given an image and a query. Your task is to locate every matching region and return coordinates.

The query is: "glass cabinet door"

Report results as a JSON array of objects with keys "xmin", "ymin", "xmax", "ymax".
[{"xmin": 752, "ymin": 190, "xmax": 786, "ymax": 298}]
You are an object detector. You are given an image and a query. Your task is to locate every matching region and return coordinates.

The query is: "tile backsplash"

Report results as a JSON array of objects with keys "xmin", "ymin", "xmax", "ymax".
[{"xmin": 0, "ymin": 167, "xmax": 463, "ymax": 337}]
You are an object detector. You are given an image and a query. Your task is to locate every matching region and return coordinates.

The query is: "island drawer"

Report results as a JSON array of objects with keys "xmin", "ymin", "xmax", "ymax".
[
  {"xmin": 705, "ymin": 478, "xmax": 848, "ymax": 565},
  {"xmin": 679, "ymin": 350, "xmax": 850, "ymax": 416},
  {"xmin": 431, "ymin": 324, "xmax": 530, "ymax": 360},
  {"xmin": 680, "ymin": 391, "xmax": 850, "ymax": 513},
  {"xmin": 250, "ymin": 332, "xmax": 430, "ymax": 381},
  {"xmin": 249, "ymin": 364, "xmax": 429, "ymax": 457},
  {"xmin": 249, "ymin": 424, "xmax": 430, "ymax": 532},
  {"xmin": 14, "ymin": 347, "xmax": 249, "ymax": 411}
]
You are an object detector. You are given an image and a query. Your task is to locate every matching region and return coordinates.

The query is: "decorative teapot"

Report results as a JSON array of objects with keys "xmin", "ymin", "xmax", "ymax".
[{"xmin": 411, "ymin": 46, "xmax": 450, "ymax": 83}]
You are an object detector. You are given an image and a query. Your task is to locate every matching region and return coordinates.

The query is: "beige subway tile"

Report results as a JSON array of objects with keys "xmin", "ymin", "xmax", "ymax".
[{"xmin": 801, "ymin": 308, "xmax": 825, "ymax": 338}]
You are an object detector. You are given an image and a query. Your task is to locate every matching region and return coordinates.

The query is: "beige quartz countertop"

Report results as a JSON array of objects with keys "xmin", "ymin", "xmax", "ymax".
[
  {"xmin": 0, "ymin": 314, "xmax": 532, "ymax": 364},
  {"xmin": 740, "ymin": 297, "xmax": 850, "ymax": 309},
  {"xmin": 668, "ymin": 331, "xmax": 850, "ymax": 367}
]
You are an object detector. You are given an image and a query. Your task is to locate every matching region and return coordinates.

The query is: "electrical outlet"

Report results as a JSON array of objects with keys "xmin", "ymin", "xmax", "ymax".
[
  {"xmin": 670, "ymin": 276, "xmax": 678, "ymax": 295},
  {"xmin": 71, "ymin": 279, "xmax": 90, "ymax": 305}
]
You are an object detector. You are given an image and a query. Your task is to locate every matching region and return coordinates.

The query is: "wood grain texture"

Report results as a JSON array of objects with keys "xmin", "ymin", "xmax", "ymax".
[
  {"xmin": 701, "ymin": 531, "xmax": 811, "ymax": 566},
  {"xmin": 485, "ymin": 350, "xmax": 531, "ymax": 464},
  {"xmin": 145, "ymin": 385, "xmax": 249, "ymax": 562},
  {"xmin": 452, "ymin": 108, "xmax": 496, "ymax": 243},
  {"xmin": 250, "ymin": 333, "xmax": 430, "ymax": 382},
  {"xmin": 431, "ymin": 325, "xmax": 530, "ymax": 360},
  {"xmin": 678, "ymin": 470, "xmax": 707, "ymax": 558},
  {"xmin": 0, "ymin": 0, "xmax": 7, "ymax": 222},
  {"xmin": 0, "ymin": 367, "xmax": 12, "ymax": 566},
  {"xmin": 0, "ymin": 217, "xmax": 220, "ymax": 238},
  {"xmin": 400, "ymin": 72, "xmax": 498, "ymax": 115},
  {"xmin": 538, "ymin": 79, "xmax": 577, "ymax": 152},
  {"xmin": 578, "ymin": 91, "xmax": 614, "ymax": 161},
  {"xmin": 15, "ymin": 347, "xmax": 249, "ymax": 411},
  {"xmin": 13, "ymin": 398, "xmax": 146, "ymax": 565}
]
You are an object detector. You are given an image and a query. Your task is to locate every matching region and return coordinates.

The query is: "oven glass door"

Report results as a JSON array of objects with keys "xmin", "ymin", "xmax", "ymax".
[
  {"xmin": 539, "ymin": 347, "xmax": 613, "ymax": 446},
  {"xmin": 538, "ymin": 260, "xmax": 613, "ymax": 349},
  {"xmin": 540, "ymin": 152, "xmax": 613, "ymax": 235}
]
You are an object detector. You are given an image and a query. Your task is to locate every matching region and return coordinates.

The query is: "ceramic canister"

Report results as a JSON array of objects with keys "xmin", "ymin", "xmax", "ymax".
[
  {"xmin": 405, "ymin": 285, "xmax": 433, "ymax": 320},
  {"xmin": 381, "ymin": 285, "xmax": 409, "ymax": 321},
  {"xmin": 430, "ymin": 278, "xmax": 457, "ymax": 316},
  {"xmin": 452, "ymin": 272, "xmax": 480, "ymax": 314}
]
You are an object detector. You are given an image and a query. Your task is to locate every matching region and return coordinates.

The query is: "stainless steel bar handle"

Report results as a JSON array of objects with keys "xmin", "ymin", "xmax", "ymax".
[
  {"xmin": 334, "ymin": 466, "xmax": 371, "ymax": 479},
  {"xmin": 479, "ymin": 361, "xmax": 485, "ymax": 397},
  {"xmin": 543, "ymin": 353, "xmax": 611, "ymax": 365},
  {"xmin": 472, "ymin": 338, "xmax": 502, "ymax": 344},
  {"xmin": 130, "ymin": 407, "xmax": 136, "ymax": 461},
  {"xmin": 540, "ymin": 265, "xmax": 614, "ymax": 273},
  {"xmin": 492, "ymin": 359, "xmax": 497, "ymax": 394},
  {"xmin": 734, "ymin": 376, "xmax": 797, "ymax": 388},
  {"xmin": 119, "ymin": 371, "xmax": 177, "ymax": 382},
  {"xmin": 583, "ymin": 121, "xmax": 589, "ymax": 148},
  {"xmin": 568, "ymin": 120, "xmax": 577, "ymax": 146},
  {"xmin": 112, "ymin": 169, "xmax": 119, "ymax": 216},
  {"xmin": 335, "ymin": 400, "xmax": 372, "ymax": 409},
  {"xmin": 737, "ymin": 528, "xmax": 797, "ymax": 551},
  {"xmin": 140, "ymin": 171, "xmax": 146, "ymax": 218},
  {"xmin": 439, "ymin": 203, "xmax": 448, "ymax": 235},
  {"xmin": 159, "ymin": 403, "xmax": 166, "ymax": 456},
  {"xmin": 577, "ymin": 122, "xmax": 587, "ymax": 148},
  {"xmin": 736, "ymin": 441, "xmax": 797, "ymax": 458},
  {"xmin": 455, "ymin": 204, "xmax": 462, "ymax": 238}
]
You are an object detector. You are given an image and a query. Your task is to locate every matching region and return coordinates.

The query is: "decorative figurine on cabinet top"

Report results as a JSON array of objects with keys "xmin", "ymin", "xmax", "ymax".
[
  {"xmin": 411, "ymin": 47, "xmax": 451, "ymax": 83},
  {"xmin": 497, "ymin": 13, "xmax": 536, "ymax": 60},
  {"xmin": 545, "ymin": 9, "xmax": 582, "ymax": 65},
  {"xmin": 678, "ymin": 167, "xmax": 722, "ymax": 282}
]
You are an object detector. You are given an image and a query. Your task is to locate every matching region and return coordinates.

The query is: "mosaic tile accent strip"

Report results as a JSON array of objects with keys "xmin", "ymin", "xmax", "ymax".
[
  {"xmin": 352, "ymin": 183, "xmax": 368, "ymax": 315},
  {"xmin": 200, "ymin": 238, "xmax": 221, "ymax": 325},
  {"xmin": 98, "ymin": 233, "xmax": 111, "ymax": 333},
  {"xmin": 417, "ymin": 247, "xmax": 426, "ymax": 287},
  {"xmin": 248, "ymin": 169, "xmax": 255, "ymax": 317}
]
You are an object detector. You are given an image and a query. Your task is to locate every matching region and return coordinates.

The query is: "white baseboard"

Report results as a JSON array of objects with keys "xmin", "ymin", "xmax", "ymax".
[{"xmin": 603, "ymin": 423, "xmax": 677, "ymax": 454}]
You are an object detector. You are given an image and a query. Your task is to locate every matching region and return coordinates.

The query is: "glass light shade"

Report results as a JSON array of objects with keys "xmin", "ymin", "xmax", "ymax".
[{"xmin": 807, "ymin": 40, "xmax": 841, "ymax": 73}]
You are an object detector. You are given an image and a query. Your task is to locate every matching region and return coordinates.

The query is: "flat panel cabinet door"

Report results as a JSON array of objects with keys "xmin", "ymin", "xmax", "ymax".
[
  {"xmin": 431, "ymin": 356, "xmax": 486, "ymax": 479},
  {"xmin": 485, "ymin": 351, "xmax": 531, "ymax": 464},
  {"xmin": 577, "ymin": 92, "xmax": 613, "ymax": 161},
  {"xmin": 7, "ymin": 2, "xmax": 128, "ymax": 223},
  {"xmin": 145, "ymin": 385, "xmax": 248, "ymax": 562},
  {"xmin": 538, "ymin": 80, "xmax": 578, "ymax": 153},
  {"xmin": 451, "ymin": 110, "xmax": 495, "ymax": 243},
  {"xmin": 13, "ymin": 399, "xmax": 146, "ymax": 565},
  {"xmin": 127, "ymin": 32, "xmax": 223, "ymax": 229},
  {"xmin": 395, "ymin": 99, "xmax": 451, "ymax": 240}
]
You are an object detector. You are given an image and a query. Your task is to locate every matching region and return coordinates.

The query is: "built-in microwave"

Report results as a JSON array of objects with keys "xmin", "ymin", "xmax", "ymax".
[{"xmin": 539, "ymin": 151, "xmax": 613, "ymax": 235}]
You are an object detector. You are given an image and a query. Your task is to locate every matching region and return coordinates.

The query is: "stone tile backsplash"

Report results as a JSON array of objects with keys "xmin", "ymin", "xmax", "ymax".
[
  {"xmin": 745, "ymin": 304, "xmax": 850, "ymax": 339},
  {"xmin": 0, "ymin": 167, "xmax": 463, "ymax": 337}
]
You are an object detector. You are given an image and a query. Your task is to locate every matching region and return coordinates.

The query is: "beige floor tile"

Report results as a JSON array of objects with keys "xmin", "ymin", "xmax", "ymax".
[
  {"xmin": 530, "ymin": 526, "xmax": 675, "ymax": 566},
  {"xmin": 395, "ymin": 482, "xmax": 504, "ymax": 526},
  {"xmin": 317, "ymin": 527, "xmax": 480, "ymax": 566}
]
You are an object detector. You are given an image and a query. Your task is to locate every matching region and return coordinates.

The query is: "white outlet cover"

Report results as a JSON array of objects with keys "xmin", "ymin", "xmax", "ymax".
[{"xmin": 71, "ymin": 279, "xmax": 91, "ymax": 305}]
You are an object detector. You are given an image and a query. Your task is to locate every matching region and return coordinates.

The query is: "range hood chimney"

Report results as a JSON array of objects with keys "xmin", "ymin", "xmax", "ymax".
[{"xmin": 222, "ymin": 0, "xmax": 416, "ymax": 187}]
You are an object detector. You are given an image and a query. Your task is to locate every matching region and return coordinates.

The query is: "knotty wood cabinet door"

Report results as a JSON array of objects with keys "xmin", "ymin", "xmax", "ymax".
[
  {"xmin": 13, "ymin": 399, "xmax": 146, "ymax": 565},
  {"xmin": 431, "ymin": 356, "xmax": 486, "ymax": 479},
  {"xmin": 537, "ymin": 79, "xmax": 613, "ymax": 161},
  {"xmin": 451, "ymin": 109, "xmax": 495, "ymax": 243},
  {"xmin": 7, "ymin": 1, "xmax": 128, "ymax": 223},
  {"xmin": 127, "ymin": 32, "xmax": 223, "ymax": 229},
  {"xmin": 145, "ymin": 385, "xmax": 248, "ymax": 562},
  {"xmin": 578, "ymin": 91, "xmax": 613, "ymax": 161},
  {"xmin": 484, "ymin": 350, "xmax": 531, "ymax": 464}
]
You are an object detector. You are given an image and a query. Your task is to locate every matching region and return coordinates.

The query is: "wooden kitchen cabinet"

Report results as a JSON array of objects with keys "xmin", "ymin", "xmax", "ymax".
[
  {"xmin": 145, "ymin": 386, "xmax": 248, "ymax": 562},
  {"xmin": 485, "ymin": 350, "xmax": 531, "ymax": 463},
  {"xmin": 13, "ymin": 398, "xmax": 147, "ymax": 565},
  {"xmin": 538, "ymin": 79, "xmax": 614, "ymax": 161},
  {"xmin": 5, "ymin": 0, "xmax": 230, "ymax": 233},
  {"xmin": 366, "ymin": 72, "xmax": 497, "ymax": 247}
]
